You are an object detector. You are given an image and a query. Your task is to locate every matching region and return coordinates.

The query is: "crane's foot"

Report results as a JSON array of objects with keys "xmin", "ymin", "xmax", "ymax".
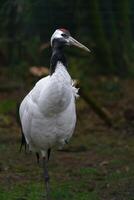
[{"xmin": 42, "ymin": 157, "xmax": 51, "ymax": 200}]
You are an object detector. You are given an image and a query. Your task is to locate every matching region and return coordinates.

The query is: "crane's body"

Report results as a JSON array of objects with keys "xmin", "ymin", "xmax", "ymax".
[
  {"xmin": 19, "ymin": 28, "xmax": 90, "ymax": 200},
  {"xmin": 20, "ymin": 61, "xmax": 77, "ymax": 156}
]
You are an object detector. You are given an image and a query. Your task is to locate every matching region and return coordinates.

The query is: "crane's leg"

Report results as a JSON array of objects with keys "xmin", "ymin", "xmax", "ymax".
[{"xmin": 42, "ymin": 157, "xmax": 50, "ymax": 200}]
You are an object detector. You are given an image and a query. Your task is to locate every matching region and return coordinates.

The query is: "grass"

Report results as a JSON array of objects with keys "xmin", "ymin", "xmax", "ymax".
[
  {"xmin": 0, "ymin": 120, "xmax": 134, "ymax": 200},
  {"xmin": 0, "ymin": 182, "xmax": 99, "ymax": 200},
  {"xmin": 0, "ymin": 99, "xmax": 16, "ymax": 114}
]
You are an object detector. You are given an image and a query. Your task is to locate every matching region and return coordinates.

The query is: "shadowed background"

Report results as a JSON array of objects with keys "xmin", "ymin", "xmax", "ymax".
[{"xmin": 0, "ymin": 0, "xmax": 134, "ymax": 76}]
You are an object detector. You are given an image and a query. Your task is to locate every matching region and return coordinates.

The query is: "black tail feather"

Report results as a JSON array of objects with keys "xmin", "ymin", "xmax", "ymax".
[
  {"xmin": 19, "ymin": 128, "xmax": 27, "ymax": 152},
  {"xmin": 47, "ymin": 148, "xmax": 51, "ymax": 161},
  {"xmin": 36, "ymin": 152, "xmax": 40, "ymax": 164},
  {"xmin": 16, "ymin": 102, "xmax": 27, "ymax": 152}
]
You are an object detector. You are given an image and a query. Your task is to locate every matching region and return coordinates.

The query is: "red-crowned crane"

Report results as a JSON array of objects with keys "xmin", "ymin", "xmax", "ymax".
[{"xmin": 19, "ymin": 28, "xmax": 90, "ymax": 200}]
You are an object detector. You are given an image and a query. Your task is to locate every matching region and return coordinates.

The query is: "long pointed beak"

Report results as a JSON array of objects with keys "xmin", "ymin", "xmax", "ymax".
[{"xmin": 68, "ymin": 36, "xmax": 91, "ymax": 53}]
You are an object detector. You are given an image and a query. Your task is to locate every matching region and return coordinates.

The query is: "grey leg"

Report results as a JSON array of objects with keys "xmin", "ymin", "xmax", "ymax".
[{"xmin": 42, "ymin": 157, "xmax": 50, "ymax": 200}]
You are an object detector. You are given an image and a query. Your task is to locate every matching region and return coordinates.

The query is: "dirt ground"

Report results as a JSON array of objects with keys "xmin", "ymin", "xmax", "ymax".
[{"xmin": 0, "ymin": 75, "xmax": 134, "ymax": 200}]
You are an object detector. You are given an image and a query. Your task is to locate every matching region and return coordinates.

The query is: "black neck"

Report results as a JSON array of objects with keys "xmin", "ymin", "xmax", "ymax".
[{"xmin": 50, "ymin": 40, "xmax": 67, "ymax": 75}]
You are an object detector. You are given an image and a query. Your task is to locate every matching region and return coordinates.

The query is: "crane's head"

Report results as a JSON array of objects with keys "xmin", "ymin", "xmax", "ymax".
[{"xmin": 51, "ymin": 28, "xmax": 90, "ymax": 52}]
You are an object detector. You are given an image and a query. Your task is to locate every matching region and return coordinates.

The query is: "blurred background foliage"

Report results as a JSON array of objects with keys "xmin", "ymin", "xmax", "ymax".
[{"xmin": 0, "ymin": 0, "xmax": 134, "ymax": 80}]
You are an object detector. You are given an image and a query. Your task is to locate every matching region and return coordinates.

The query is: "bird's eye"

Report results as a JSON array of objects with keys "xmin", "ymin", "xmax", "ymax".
[{"xmin": 61, "ymin": 33, "xmax": 67, "ymax": 38}]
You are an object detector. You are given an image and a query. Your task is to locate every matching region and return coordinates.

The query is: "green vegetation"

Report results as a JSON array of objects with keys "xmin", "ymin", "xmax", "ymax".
[
  {"xmin": 0, "ymin": 100, "xmax": 16, "ymax": 114},
  {"xmin": 0, "ymin": 0, "xmax": 134, "ymax": 76}
]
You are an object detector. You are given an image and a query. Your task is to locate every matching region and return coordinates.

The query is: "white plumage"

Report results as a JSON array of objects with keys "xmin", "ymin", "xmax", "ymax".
[{"xmin": 19, "ymin": 62, "xmax": 78, "ymax": 156}]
